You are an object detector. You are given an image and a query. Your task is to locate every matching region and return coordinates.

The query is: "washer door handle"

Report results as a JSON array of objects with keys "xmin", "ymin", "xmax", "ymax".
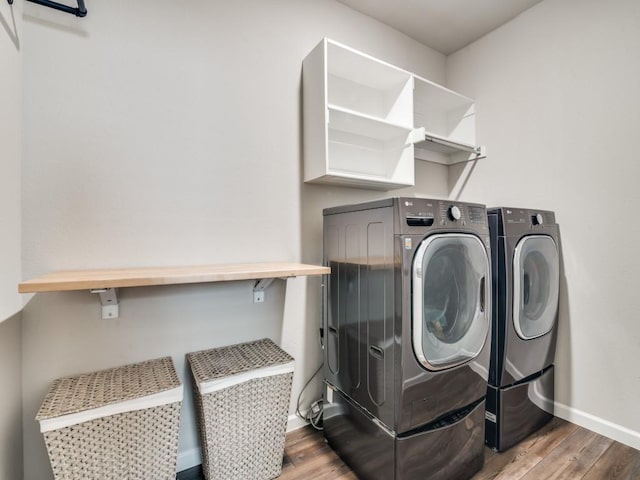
[
  {"xmin": 479, "ymin": 276, "xmax": 486, "ymax": 313},
  {"xmin": 523, "ymin": 272, "xmax": 530, "ymax": 306}
]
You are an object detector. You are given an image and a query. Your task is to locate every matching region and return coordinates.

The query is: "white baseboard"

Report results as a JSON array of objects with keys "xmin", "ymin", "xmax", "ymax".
[
  {"xmin": 176, "ymin": 414, "xmax": 310, "ymax": 473},
  {"xmin": 554, "ymin": 401, "xmax": 640, "ymax": 450},
  {"xmin": 287, "ymin": 412, "xmax": 310, "ymax": 432},
  {"xmin": 177, "ymin": 446, "xmax": 201, "ymax": 473}
]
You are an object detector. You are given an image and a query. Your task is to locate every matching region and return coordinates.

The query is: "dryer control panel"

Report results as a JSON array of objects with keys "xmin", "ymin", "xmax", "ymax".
[
  {"xmin": 396, "ymin": 198, "xmax": 490, "ymax": 238},
  {"xmin": 495, "ymin": 207, "xmax": 558, "ymax": 237},
  {"xmin": 502, "ymin": 208, "xmax": 556, "ymax": 227}
]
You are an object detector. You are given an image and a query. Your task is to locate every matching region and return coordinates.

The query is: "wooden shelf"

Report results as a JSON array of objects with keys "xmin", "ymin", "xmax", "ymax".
[{"xmin": 18, "ymin": 262, "xmax": 330, "ymax": 293}]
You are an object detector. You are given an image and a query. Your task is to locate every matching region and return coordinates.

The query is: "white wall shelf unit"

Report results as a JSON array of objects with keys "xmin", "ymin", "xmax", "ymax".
[
  {"xmin": 18, "ymin": 262, "xmax": 330, "ymax": 319},
  {"xmin": 303, "ymin": 38, "xmax": 485, "ymax": 189},
  {"xmin": 303, "ymin": 38, "xmax": 416, "ymax": 190}
]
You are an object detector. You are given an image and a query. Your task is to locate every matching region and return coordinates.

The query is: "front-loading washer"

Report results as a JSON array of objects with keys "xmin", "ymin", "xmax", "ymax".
[
  {"xmin": 322, "ymin": 197, "xmax": 492, "ymax": 480},
  {"xmin": 485, "ymin": 207, "xmax": 560, "ymax": 451}
]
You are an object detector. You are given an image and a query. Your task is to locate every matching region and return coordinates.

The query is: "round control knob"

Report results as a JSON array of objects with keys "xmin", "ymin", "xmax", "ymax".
[
  {"xmin": 532, "ymin": 213, "xmax": 543, "ymax": 225},
  {"xmin": 449, "ymin": 205, "xmax": 462, "ymax": 221}
]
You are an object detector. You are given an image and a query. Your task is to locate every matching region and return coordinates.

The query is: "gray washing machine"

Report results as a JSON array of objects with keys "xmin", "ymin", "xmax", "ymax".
[
  {"xmin": 485, "ymin": 207, "xmax": 560, "ymax": 451},
  {"xmin": 322, "ymin": 197, "xmax": 492, "ymax": 480}
]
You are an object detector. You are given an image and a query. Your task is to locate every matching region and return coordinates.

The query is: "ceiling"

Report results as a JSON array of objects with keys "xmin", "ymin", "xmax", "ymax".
[{"xmin": 337, "ymin": 0, "xmax": 544, "ymax": 55}]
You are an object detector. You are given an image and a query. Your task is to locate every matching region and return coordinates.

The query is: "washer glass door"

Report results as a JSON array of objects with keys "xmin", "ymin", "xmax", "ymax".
[
  {"xmin": 412, "ymin": 234, "xmax": 490, "ymax": 370},
  {"xmin": 513, "ymin": 235, "xmax": 559, "ymax": 339}
]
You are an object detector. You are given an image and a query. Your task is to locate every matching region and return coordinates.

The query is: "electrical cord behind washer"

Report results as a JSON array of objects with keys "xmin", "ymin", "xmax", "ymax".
[{"xmin": 295, "ymin": 363, "xmax": 324, "ymax": 431}]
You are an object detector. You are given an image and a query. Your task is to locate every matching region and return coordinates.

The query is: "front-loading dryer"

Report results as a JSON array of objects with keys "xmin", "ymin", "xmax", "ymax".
[
  {"xmin": 486, "ymin": 207, "xmax": 560, "ymax": 451},
  {"xmin": 322, "ymin": 197, "xmax": 492, "ymax": 480}
]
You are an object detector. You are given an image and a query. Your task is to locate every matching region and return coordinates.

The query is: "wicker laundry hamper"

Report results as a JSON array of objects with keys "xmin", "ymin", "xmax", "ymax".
[
  {"xmin": 36, "ymin": 357, "xmax": 183, "ymax": 480},
  {"xmin": 187, "ymin": 338, "xmax": 295, "ymax": 480}
]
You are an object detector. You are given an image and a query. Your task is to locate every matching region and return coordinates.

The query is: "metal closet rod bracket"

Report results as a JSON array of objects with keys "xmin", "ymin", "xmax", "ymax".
[{"xmin": 7, "ymin": 0, "xmax": 88, "ymax": 17}]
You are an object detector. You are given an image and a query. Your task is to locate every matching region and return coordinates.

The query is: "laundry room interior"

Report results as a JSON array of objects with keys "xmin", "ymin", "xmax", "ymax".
[{"xmin": 1, "ymin": 0, "xmax": 639, "ymax": 479}]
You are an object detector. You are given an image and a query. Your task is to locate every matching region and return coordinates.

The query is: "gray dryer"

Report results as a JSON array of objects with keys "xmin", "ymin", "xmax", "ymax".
[
  {"xmin": 486, "ymin": 207, "xmax": 560, "ymax": 451},
  {"xmin": 322, "ymin": 197, "xmax": 492, "ymax": 480}
]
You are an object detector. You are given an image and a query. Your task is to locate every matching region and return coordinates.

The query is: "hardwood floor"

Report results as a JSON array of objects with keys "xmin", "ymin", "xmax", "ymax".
[
  {"xmin": 177, "ymin": 417, "xmax": 640, "ymax": 479},
  {"xmin": 278, "ymin": 418, "xmax": 640, "ymax": 480}
]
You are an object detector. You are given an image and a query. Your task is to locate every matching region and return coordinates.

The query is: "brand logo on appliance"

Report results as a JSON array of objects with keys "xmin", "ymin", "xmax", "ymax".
[{"xmin": 405, "ymin": 201, "xmax": 413, "ymax": 207}]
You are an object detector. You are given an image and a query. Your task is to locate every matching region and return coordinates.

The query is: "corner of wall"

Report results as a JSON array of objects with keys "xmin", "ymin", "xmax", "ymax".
[{"xmin": 0, "ymin": 312, "xmax": 23, "ymax": 480}]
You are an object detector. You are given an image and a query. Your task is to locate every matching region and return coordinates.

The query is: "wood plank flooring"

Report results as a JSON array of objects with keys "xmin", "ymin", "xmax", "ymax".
[
  {"xmin": 278, "ymin": 418, "xmax": 640, "ymax": 480},
  {"xmin": 178, "ymin": 417, "xmax": 640, "ymax": 479}
]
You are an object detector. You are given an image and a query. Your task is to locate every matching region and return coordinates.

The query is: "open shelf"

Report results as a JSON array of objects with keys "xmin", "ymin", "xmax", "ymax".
[
  {"xmin": 18, "ymin": 262, "xmax": 330, "ymax": 293},
  {"xmin": 303, "ymin": 38, "xmax": 485, "ymax": 190},
  {"xmin": 320, "ymin": 163, "xmax": 414, "ymax": 190},
  {"xmin": 328, "ymin": 105, "xmax": 413, "ymax": 141},
  {"xmin": 326, "ymin": 40, "xmax": 413, "ymax": 126},
  {"xmin": 303, "ymin": 39, "xmax": 416, "ymax": 190},
  {"xmin": 413, "ymin": 75, "xmax": 482, "ymax": 164}
]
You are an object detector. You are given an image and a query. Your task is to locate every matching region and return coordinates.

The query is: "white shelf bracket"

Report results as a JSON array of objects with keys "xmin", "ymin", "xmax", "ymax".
[
  {"xmin": 472, "ymin": 145, "xmax": 487, "ymax": 160},
  {"xmin": 252, "ymin": 277, "xmax": 289, "ymax": 303},
  {"xmin": 90, "ymin": 288, "xmax": 119, "ymax": 319},
  {"xmin": 447, "ymin": 145, "xmax": 487, "ymax": 165}
]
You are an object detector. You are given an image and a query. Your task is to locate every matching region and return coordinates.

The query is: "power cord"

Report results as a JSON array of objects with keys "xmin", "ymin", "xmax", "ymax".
[{"xmin": 295, "ymin": 363, "xmax": 324, "ymax": 431}]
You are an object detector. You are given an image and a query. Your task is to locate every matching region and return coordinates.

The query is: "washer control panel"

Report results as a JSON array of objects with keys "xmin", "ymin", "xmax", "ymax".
[
  {"xmin": 449, "ymin": 205, "xmax": 462, "ymax": 221},
  {"xmin": 502, "ymin": 208, "xmax": 556, "ymax": 229},
  {"xmin": 532, "ymin": 213, "xmax": 544, "ymax": 225},
  {"xmin": 399, "ymin": 198, "xmax": 489, "ymax": 232}
]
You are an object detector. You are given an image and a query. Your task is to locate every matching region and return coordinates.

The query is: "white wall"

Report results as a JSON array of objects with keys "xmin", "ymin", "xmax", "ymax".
[
  {"xmin": 0, "ymin": 314, "xmax": 23, "ymax": 480},
  {"xmin": 21, "ymin": 1, "xmax": 447, "ymax": 478},
  {"xmin": 0, "ymin": 1, "xmax": 23, "ymax": 479},
  {"xmin": 0, "ymin": 0, "xmax": 21, "ymax": 322},
  {"xmin": 0, "ymin": 314, "xmax": 22, "ymax": 480},
  {"xmin": 446, "ymin": 0, "xmax": 640, "ymax": 449}
]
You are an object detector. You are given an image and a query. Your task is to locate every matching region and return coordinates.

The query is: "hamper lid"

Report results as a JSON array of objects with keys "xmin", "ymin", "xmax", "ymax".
[
  {"xmin": 187, "ymin": 338, "xmax": 294, "ymax": 394},
  {"xmin": 36, "ymin": 356, "xmax": 182, "ymax": 433}
]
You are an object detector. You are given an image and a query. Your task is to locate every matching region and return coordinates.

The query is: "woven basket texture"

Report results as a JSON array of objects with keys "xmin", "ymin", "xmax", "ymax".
[
  {"xmin": 187, "ymin": 339, "xmax": 294, "ymax": 480},
  {"xmin": 42, "ymin": 402, "xmax": 181, "ymax": 480},
  {"xmin": 37, "ymin": 357, "xmax": 182, "ymax": 480},
  {"xmin": 188, "ymin": 338, "xmax": 294, "ymax": 384},
  {"xmin": 37, "ymin": 357, "xmax": 181, "ymax": 420}
]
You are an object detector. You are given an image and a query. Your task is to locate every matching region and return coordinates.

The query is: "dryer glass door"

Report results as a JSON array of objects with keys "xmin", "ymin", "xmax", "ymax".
[
  {"xmin": 412, "ymin": 234, "xmax": 490, "ymax": 370},
  {"xmin": 513, "ymin": 235, "xmax": 559, "ymax": 339}
]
